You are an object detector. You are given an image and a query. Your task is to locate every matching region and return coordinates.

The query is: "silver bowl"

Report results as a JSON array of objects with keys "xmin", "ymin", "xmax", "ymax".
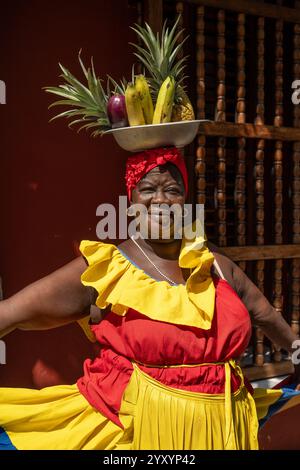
[{"xmin": 103, "ymin": 120, "xmax": 210, "ymax": 152}]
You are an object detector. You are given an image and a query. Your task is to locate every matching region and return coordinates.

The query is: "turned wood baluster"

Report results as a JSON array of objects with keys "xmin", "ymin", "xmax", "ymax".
[
  {"xmin": 273, "ymin": 11, "xmax": 284, "ymax": 363},
  {"xmin": 175, "ymin": 1, "xmax": 185, "ymax": 158},
  {"xmin": 235, "ymin": 13, "xmax": 246, "ymax": 271},
  {"xmin": 254, "ymin": 17, "xmax": 266, "ymax": 366},
  {"xmin": 216, "ymin": 10, "xmax": 226, "ymax": 247},
  {"xmin": 235, "ymin": 12, "xmax": 249, "ymax": 365},
  {"xmin": 196, "ymin": 5, "xmax": 206, "ymax": 206},
  {"xmin": 292, "ymin": 22, "xmax": 300, "ymax": 338}
]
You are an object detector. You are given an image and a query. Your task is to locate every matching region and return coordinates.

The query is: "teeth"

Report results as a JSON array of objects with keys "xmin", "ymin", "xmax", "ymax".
[
  {"xmin": 149, "ymin": 215, "xmax": 170, "ymax": 227},
  {"xmin": 148, "ymin": 211, "xmax": 172, "ymax": 228},
  {"xmin": 150, "ymin": 213, "xmax": 170, "ymax": 219}
]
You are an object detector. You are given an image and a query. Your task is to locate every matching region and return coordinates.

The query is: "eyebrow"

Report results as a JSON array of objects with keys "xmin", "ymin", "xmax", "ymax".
[{"xmin": 139, "ymin": 177, "xmax": 181, "ymax": 186}]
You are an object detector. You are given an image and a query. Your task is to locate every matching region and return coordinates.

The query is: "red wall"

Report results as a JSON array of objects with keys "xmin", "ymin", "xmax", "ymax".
[{"xmin": 0, "ymin": 0, "xmax": 137, "ymax": 387}]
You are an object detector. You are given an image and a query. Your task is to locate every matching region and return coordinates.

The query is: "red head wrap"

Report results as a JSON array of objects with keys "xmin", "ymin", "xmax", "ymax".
[{"xmin": 125, "ymin": 147, "xmax": 188, "ymax": 200}]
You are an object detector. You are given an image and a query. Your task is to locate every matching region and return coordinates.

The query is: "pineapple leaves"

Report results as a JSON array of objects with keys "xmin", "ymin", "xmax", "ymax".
[
  {"xmin": 44, "ymin": 14, "xmax": 193, "ymax": 138},
  {"xmin": 131, "ymin": 14, "xmax": 189, "ymax": 96},
  {"xmin": 44, "ymin": 53, "xmax": 113, "ymax": 135},
  {"xmin": 58, "ymin": 63, "xmax": 94, "ymax": 102},
  {"xmin": 78, "ymin": 49, "xmax": 89, "ymax": 80}
]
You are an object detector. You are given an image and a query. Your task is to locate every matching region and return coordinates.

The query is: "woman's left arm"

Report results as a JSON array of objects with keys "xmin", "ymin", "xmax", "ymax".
[{"xmin": 232, "ymin": 261, "xmax": 300, "ymax": 389}]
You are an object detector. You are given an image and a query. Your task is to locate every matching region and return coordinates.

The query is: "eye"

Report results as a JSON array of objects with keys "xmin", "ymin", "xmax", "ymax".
[
  {"xmin": 165, "ymin": 186, "xmax": 182, "ymax": 195},
  {"xmin": 139, "ymin": 185, "xmax": 155, "ymax": 193}
]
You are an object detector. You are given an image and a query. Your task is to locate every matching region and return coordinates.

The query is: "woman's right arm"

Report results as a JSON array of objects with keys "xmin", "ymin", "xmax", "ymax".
[{"xmin": 0, "ymin": 256, "xmax": 96, "ymax": 338}]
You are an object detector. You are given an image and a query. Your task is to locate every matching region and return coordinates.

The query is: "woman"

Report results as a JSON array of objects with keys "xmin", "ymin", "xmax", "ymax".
[{"xmin": 0, "ymin": 146, "xmax": 299, "ymax": 450}]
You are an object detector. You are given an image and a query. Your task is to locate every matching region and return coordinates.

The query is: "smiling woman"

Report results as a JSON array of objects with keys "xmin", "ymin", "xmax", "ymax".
[
  {"xmin": 125, "ymin": 147, "xmax": 189, "ymax": 243},
  {"xmin": 0, "ymin": 146, "xmax": 300, "ymax": 450}
]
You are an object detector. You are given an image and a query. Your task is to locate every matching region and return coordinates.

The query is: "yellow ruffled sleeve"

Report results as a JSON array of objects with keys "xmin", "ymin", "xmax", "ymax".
[{"xmin": 79, "ymin": 237, "xmax": 215, "ymax": 330}]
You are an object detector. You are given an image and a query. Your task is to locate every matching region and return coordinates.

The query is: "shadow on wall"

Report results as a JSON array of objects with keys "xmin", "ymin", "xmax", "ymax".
[{"xmin": 0, "ymin": 325, "xmax": 99, "ymax": 388}]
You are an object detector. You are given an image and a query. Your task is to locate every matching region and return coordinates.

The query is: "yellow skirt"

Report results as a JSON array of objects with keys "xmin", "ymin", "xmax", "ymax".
[{"xmin": 0, "ymin": 363, "xmax": 282, "ymax": 450}]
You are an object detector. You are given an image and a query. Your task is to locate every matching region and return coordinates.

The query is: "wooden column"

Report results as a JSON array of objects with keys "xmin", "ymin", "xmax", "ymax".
[
  {"xmin": 196, "ymin": 5, "xmax": 206, "ymax": 206},
  {"xmin": 292, "ymin": 20, "xmax": 300, "ymax": 337},
  {"xmin": 254, "ymin": 17, "xmax": 265, "ymax": 367},
  {"xmin": 235, "ymin": 13, "xmax": 246, "ymax": 271},
  {"xmin": 176, "ymin": 2, "xmax": 185, "ymax": 157},
  {"xmin": 273, "ymin": 8, "xmax": 284, "ymax": 363},
  {"xmin": 216, "ymin": 10, "xmax": 227, "ymax": 246}
]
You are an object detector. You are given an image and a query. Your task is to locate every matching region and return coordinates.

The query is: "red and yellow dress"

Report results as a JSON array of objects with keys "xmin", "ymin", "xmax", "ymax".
[{"xmin": 0, "ymin": 239, "xmax": 282, "ymax": 450}]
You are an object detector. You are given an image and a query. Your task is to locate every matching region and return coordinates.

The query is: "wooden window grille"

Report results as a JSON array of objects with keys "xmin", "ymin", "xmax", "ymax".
[{"xmin": 130, "ymin": 0, "xmax": 300, "ymax": 380}]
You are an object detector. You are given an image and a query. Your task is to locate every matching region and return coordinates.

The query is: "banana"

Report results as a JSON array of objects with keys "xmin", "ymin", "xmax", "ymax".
[
  {"xmin": 152, "ymin": 76, "xmax": 175, "ymax": 124},
  {"xmin": 125, "ymin": 83, "xmax": 146, "ymax": 126},
  {"xmin": 135, "ymin": 75, "xmax": 154, "ymax": 124}
]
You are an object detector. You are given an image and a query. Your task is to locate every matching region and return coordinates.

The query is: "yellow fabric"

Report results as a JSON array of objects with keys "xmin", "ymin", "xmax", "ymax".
[
  {"xmin": 127, "ymin": 362, "xmax": 259, "ymax": 450},
  {"xmin": 0, "ymin": 228, "xmax": 283, "ymax": 450},
  {"xmin": 79, "ymin": 233, "xmax": 215, "ymax": 330},
  {"xmin": 0, "ymin": 362, "xmax": 265, "ymax": 450},
  {"xmin": 0, "ymin": 359, "xmax": 286, "ymax": 450},
  {"xmin": 77, "ymin": 316, "xmax": 97, "ymax": 343},
  {"xmin": 0, "ymin": 384, "xmax": 131, "ymax": 450},
  {"xmin": 252, "ymin": 387, "xmax": 283, "ymax": 421}
]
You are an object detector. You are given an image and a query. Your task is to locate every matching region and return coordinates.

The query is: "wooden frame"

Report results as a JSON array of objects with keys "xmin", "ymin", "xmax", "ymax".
[
  {"xmin": 186, "ymin": 0, "xmax": 300, "ymax": 23},
  {"xmin": 139, "ymin": 0, "xmax": 300, "ymax": 380},
  {"xmin": 198, "ymin": 122, "xmax": 300, "ymax": 141},
  {"xmin": 222, "ymin": 244, "xmax": 300, "ymax": 261}
]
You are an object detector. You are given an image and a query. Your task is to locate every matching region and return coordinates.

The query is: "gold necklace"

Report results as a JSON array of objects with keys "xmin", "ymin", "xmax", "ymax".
[{"xmin": 130, "ymin": 235, "xmax": 178, "ymax": 285}]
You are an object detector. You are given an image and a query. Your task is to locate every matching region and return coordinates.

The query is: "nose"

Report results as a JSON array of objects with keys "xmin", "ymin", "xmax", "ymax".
[{"xmin": 150, "ymin": 189, "xmax": 170, "ymax": 205}]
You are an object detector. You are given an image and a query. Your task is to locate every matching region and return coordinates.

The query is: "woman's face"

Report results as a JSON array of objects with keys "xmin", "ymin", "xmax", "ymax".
[{"xmin": 130, "ymin": 164, "xmax": 186, "ymax": 240}]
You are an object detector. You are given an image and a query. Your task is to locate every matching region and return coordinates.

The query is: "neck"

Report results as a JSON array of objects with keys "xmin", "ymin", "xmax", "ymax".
[{"xmin": 137, "ymin": 237, "xmax": 182, "ymax": 260}]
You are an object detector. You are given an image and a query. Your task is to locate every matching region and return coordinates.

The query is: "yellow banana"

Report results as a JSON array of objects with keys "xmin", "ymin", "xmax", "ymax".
[
  {"xmin": 152, "ymin": 76, "xmax": 175, "ymax": 124},
  {"xmin": 125, "ymin": 83, "xmax": 146, "ymax": 126},
  {"xmin": 135, "ymin": 75, "xmax": 154, "ymax": 124}
]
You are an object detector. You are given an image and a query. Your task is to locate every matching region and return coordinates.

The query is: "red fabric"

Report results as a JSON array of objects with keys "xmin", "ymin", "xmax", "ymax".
[
  {"xmin": 77, "ymin": 277, "xmax": 252, "ymax": 428},
  {"xmin": 125, "ymin": 147, "xmax": 188, "ymax": 200}
]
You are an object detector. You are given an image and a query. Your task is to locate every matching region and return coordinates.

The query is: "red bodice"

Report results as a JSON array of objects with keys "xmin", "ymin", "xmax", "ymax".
[{"xmin": 77, "ymin": 277, "xmax": 252, "ymax": 427}]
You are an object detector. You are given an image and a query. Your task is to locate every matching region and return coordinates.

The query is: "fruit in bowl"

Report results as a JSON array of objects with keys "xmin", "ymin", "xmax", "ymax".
[
  {"xmin": 107, "ymin": 94, "xmax": 128, "ymax": 129},
  {"xmin": 44, "ymin": 15, "xmax": 196, "ymax": 145}
]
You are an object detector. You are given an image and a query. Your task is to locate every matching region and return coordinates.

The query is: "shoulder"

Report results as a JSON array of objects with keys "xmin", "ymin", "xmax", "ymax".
[
  {"xmin": 206, "ymin": 241, "xmax": 261, "ymax": 309},
  {"xmin": 207, "ymin": 240, "xmax": 257, "ymax": 297},
  {"xmin": 206, "ymin": 241, "xmax": 236, "ymax": 290}
]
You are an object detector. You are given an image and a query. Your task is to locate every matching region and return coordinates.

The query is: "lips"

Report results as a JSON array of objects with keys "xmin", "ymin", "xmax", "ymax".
[
  {"xmin": 148, "ymin": 209, "xmax": 173, "ymax": 227},
  {"xmin": 149, "ymin": 208, "xmax": 171, "ymax": 216},
  {"xmin": 149, "ymin": 205, "xmax": 173, "ymax": 216}
]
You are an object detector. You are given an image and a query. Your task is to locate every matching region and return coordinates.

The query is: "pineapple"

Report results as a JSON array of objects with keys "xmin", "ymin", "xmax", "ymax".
[
  {"xmin": 131, "ymin": 15, "xmax": 195, "ymax": 122},
  {"xmin": 171, "ymin": 85, "xmax": 195, "ymax": 121},
  {"xmin": 44, "ymin": 51, "xmax": 111, "ymax": 137}
]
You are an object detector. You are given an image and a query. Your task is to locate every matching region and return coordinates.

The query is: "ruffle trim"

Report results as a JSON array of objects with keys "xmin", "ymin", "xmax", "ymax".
[{"xmin": 79, "ymin": 239, "xmax": 215, "ymax": 330}]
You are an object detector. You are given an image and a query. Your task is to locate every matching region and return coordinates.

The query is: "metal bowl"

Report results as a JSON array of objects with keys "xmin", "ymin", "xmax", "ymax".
[{"xmin": 103, "ymin": 120, "xmax": 210, "ymax": 152}]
